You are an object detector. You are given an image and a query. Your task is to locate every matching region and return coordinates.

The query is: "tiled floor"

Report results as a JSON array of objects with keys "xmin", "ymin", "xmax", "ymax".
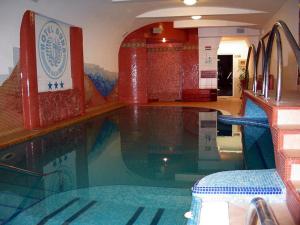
[{"xmin": 146, "ymin": 97, "xmax": 242, "ymax": 116}]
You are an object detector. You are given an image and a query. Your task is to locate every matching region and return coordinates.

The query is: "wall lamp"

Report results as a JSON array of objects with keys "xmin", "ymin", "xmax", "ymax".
[{"xmin": 182, "ymin": 0, "xmax": 198, "ymax": 6}]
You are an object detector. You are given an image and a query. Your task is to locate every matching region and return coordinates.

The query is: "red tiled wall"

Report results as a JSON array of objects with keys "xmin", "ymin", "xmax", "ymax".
[
  {"xmin": 287, "ymin": 181, "xmax": 300, "ymax": 225},
  {"xmin": 124, "ymin": 22, "xmax": 187, "ymax": 44},
  {"xmin": 147, "ymin": 43, "xmax": 182, "ymax": 101},
  {"xmin": 118, "ymin": 41, "xmax": 148, "ymax": 104},
  {"xmin": 38, "ymin": 90, "xmax": 82, "ymax": 127},
  {"xmin": 20, "ymin": 11, "xmax": 85, "ymax": 129},
  {"xmin": 119, "ymin": 22, "xmax": 200, "ymax": 103}
]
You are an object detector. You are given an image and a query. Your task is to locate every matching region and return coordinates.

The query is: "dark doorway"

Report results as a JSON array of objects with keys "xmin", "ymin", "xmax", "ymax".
[{"xmin": 217, "ymin": 55, "xmax": 233, "ymax": 96}]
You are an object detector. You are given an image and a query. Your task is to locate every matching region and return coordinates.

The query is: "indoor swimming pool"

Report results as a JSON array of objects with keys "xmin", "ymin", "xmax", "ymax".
[{"xmin": 0, "ymin": 106, "xmax": 275, "ymax": 225}]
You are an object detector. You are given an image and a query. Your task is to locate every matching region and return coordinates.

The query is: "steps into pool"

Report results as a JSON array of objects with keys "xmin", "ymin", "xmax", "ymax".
[
  {"xmin": 187, "ymin": 169, "xmax": 286, "ymax": 225},
  {"xmin": 191, "ymin": 169, "xmax": 285, "ymax": 203},
  {"xmin": 198, "ymin": 202, "xmax": 229, "ymax": 225},
  {"xmin": 0, "ymin": 179, "xmax": 59, "ymax": 225},
  {"xmin": 241, "ymin": 90, "xmax": 300, "ymax": 224},
  {"xmin": 6, "ymin": 185, "xmax": 191, "ymax": 225}
]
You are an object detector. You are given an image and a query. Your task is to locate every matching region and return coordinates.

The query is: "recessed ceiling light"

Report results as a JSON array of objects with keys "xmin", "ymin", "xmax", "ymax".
[
  {"xmin": 183, "ymin": 0, "xmax": 198, "ymax": 6},
  {"xmin": 191, "ymin": 15, "xmax": 202, "ymax": 20}
]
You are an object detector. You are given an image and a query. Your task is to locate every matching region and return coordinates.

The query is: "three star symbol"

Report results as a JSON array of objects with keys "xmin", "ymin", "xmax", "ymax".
[{"xmin": 48, "ymin": 81, "xmax": 65, "ymax": 90}]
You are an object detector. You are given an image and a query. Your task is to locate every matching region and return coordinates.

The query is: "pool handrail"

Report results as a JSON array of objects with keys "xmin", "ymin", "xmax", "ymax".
[
  {"xmin": 245, "ymin": 44, "xmax": 257, "ymax": 93},
  {"xmin": 0, "ymin": 162, "xmax": 60, "ymax": 177},
  {"xmin": 264, "ymin": 20, "xmax": 300, "ymax": 102},
  {"xmin": 246, "ymin": 197, "xmax": 279, "ymax": 225},
  {"xmin": 255, "ymin": 39, "xmax": 267, "ymax": 96}
]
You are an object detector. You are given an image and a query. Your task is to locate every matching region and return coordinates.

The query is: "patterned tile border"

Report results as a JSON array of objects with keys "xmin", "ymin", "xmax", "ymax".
[
  {"xmin": 121, "ymin": 42, "xmax": 146, "ymax": 48},
  {"xmin": 121, "ymin": 42, "xmax": 198, "ymax": 51}
]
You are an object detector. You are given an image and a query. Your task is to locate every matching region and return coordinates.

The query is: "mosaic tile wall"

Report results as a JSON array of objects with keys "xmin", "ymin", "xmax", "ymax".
[
  {"xmin": 119, "ymin": 22, "xmax": 200, "ymax": 103},
  {"xmin": 0, "ymin": 65, "xmax": 23, "ymax": 137},
  {"xmin": 84, "ymin": 63, "xmax": 118, "ymax": 108},
  {"xmin": 19, "ymin": 11, "xmax": 85, "ymax": 129},
  {"xmin": 147, "ymin": 43, "xmax": 183, "ymax": 101},
  {"xmin": 119, "ymin": 41, "xmax": 148, "ymax": 104}
]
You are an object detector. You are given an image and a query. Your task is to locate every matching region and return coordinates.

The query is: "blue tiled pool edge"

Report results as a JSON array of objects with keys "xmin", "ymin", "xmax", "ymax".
[
  {"xmin": 188, "ymin": 169, "xmax": 286, "ymax": 225},
  {"xmin": 192, "ymin": 169, "xmax": 286, "ymax": 203}
]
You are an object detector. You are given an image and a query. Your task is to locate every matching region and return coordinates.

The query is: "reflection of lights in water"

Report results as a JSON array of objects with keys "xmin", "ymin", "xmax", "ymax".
[
  {"xmin": 162, "ymin": 157, "xmax": 169, "ymax": 170},
  {"xmin": 184, "ymin": 211, "xmax": 193, "ymax": 219}
]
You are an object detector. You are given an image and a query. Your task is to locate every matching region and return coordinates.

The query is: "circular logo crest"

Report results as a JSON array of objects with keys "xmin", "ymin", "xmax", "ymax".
[{"xmin": 38, "ymin": 21, "xmax": 68, "ymax": 80}]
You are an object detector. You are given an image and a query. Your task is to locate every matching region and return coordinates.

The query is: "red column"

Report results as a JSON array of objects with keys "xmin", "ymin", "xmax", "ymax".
[
  {"xmin": 20, "ymin": 10, "xmax": 40, "ymax": 129},
  {"xmin": 70, "ymin": 27, "xmax": 85, "ymax": 115},
  {"xmin": 118, "ymin": 42, "xmax": 148, "ymax": 104}
]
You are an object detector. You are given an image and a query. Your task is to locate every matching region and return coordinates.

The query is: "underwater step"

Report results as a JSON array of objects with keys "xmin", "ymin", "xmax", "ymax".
[
  {"xmin": 218, "ymin": 115, "xmax": 269, "ymax": 128},
  {"xmin": 8, "ymin": 185, "xmax": 191, "ymax": 225},
  {"xmin": 0, "ymin": 181, "xmax": 54, "ymax": 200},
  {"xmin": 0, "ymin": 191, "xmax": 40, "ymax": 210}
]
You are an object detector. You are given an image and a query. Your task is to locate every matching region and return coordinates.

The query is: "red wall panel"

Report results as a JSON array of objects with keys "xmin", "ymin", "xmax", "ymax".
[
  {"xmin": 124, "ymin": 22, "xmax": 187, "ymax": 44},
  {"xmin": 147, "ymin": 43, "xmax": 182, "ymax": 101},
  {"xmin": 20, "ymin": 11, "xmax": 40, "ymax": 129},
  {"xmin": 118, "ymin": 42, "xmax": 148, "ymax": 103},
  {"xmin": 20, "ymin": 11, "xmax": 85, "ymax": 129},
  {"xmin": 119, "ymin": 22, "xmax": 199, "ymax": 103}
]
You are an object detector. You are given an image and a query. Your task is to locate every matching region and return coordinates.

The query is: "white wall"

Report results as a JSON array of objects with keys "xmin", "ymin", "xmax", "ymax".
[
  {"xmin": 198, "ymin": 27, "xmax": 260, "ymax": 97},
  {"xmin": 262, "ymin": 0, "xmax": 299, "ymax": 91},
  {"xmin": 0, "ymin": 0, "xmax": 139, "ymax": 76},
  {"xmin": 198, "ymin": 37, "xmax": 220, "ymax": 90}
]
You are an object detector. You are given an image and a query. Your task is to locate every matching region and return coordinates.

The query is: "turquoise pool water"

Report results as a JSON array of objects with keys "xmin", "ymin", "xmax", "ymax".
[{"xmin": 0, "ymin": 106, "xmax": 274, "ymax": 225}]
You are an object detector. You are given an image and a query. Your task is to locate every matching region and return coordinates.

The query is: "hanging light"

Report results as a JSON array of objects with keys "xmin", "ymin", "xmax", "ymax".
[{"xmin": 183, "ymin": 0, "xmax": 198, "ymax": 6}]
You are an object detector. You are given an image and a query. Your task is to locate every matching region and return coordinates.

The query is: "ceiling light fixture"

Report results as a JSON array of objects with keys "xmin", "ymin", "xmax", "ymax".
[
  {"xmin": 183, "ymin": 0, "xmax": 198, "ymax": 6},
  {"xmin": 191, "ymin": 15, "xmax": 202, "ymax": 20}
]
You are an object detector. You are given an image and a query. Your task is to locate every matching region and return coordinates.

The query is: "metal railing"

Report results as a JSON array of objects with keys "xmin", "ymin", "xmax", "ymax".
[
  {"xmin": 246, "ymin": 197, "xmax": 279, "ymax": 225},
  {"xmin": 0, "ymin": 162, "xmax": 59, "ymax": 177},
  {"xmin": 245, "ymin": 44, "xmax": 257, "ymax": 93},
  {"xmin": 264, "ymin": 23, "xmax": 283, "ymax": 101},
  {"xmin": 246, "ymin": 20, "xmax": 300, "ymax": 102},
  {"xmin": 256, "ymin": 40, "xmax": 267, "ymax": 96}
]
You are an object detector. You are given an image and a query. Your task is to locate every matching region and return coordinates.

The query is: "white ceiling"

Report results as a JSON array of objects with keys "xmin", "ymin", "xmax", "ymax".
[
  {"xmin": 107, "ymin": 0, "xmax": 286, "ymax": 30},
  {"xmin": 22, "ymin": 0, "xmax": 287, "ymax": 72},
  {"xmin": 29, "ymin": 0, "xmax": 286, "ymax": 35}
]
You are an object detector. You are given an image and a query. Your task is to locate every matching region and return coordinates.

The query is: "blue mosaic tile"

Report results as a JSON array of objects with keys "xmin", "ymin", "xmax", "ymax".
[
  {"xmin": 244, "ymin": 99, "xmax": 268, "ymax": 119},
  {"xmin": 186, "ymin": 198, "xmax": 201, "ymax": 225},
  {"xmin": 218, "ymin": 115, "xmax": 269, "ymax": 128},
  {"xmin": 192, "ymin": 169, "xmax": 286, "ymax": 204},
  {"xmin": 84, "ymin": 63, "xmax": 118, "ymax": 97}
]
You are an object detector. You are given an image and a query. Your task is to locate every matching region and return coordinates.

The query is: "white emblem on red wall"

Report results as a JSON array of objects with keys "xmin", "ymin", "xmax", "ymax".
[{"xmin": 35, "ymin": 15, "xmax": 72, "ymax": 92}]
